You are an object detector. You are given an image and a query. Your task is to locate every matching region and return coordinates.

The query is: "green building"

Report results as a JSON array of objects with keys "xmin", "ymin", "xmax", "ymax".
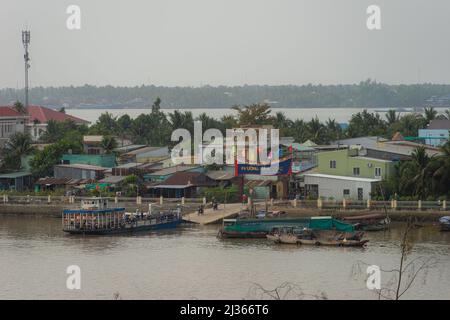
[
  {"xmin": 317, "ymin": 148, "xmax": 394, "ymax": 180},
  {"xmin": 61, "ymin": 154, "xmax": 116, "ymax": 168}
]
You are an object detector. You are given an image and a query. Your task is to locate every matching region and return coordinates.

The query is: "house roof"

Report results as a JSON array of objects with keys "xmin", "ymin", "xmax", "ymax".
[
  {"xmin": 122, "ymin": 146, "xmax": 166, "ymax": 156},
  {"xmin": 0, "ymin": 171, "xmax": 31, "ymax": 179},
  {"xmin": 27, "ymin": 106, "xmax": 89, "ymax": 124},
  {"xmin": 0, "ymin": 106, "xmax": 28, "ymax": 118},
  {"xmin": 83, "ymin": 135, "xmax": 103, "ymax": 143},
  {"xmin": 148, "ymin": 165, "xmax": 201, "ymax": 177},
  {"xmin": 55, "ymin": 164, "xmax": 107, "ymax": 171},
  {"xmin": 303, "ymin": 173, "xmax": 380, "ymax": 183},
  {"xmin": 154, "ymin": 171, "xmax": 216, "ymax": 188},
  {"xmin": 114, "ymin": 144, "xmax": 147, "ymax": 153},
  {"xmin": 98, "ymin": 176, "xmax": 127, "ymax": 184},
  {"xmin": 427, "ymin": 119, "xmax": 450, "ymax": 130},
  {"xmin": 206, "ymin": 170, "xmax": 235, "ymax": 181}
]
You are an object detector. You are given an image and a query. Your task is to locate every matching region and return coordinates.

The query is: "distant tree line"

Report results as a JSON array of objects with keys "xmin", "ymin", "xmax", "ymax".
[{"xmin": 2, "ymin": 79, "xmax": 450, "ymax": 108}]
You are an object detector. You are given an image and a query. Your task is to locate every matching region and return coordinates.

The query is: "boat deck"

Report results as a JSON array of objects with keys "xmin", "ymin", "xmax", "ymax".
[{"xmin": 183, "ymin": 203, "xmax": 244, "ymax": 225}]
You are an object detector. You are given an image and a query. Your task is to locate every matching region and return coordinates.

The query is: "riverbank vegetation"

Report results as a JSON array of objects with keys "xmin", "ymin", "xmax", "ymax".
[{"xmin": 3, "ymin": 80, "xmax": 450, "ymax": 108}]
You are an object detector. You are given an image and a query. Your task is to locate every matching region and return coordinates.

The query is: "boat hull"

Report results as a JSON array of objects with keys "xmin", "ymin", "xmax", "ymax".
[{"xmin": 64, "ymin": 219, "xmax": 182, "ymax": 235}]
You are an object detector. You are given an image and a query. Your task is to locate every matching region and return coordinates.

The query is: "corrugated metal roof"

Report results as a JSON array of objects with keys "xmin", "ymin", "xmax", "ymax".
[{"xmin": 0, "ymin": 171, "xmax": 31, "ymax": 178}]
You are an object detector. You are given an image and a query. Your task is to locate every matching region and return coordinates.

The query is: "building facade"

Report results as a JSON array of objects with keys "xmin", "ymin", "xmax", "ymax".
[{"xmin": 0, "ymin": 107, "xmax": 28, "ymax": 148}]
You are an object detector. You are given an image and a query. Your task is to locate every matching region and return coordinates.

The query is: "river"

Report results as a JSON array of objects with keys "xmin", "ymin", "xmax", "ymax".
[
  {"xmin": 66, "ymin": 107, "xmax": 450, "ymax": 124},
  {"xmin": 0, "ymin": 215, "xmax": 449, "ymax": 300}
]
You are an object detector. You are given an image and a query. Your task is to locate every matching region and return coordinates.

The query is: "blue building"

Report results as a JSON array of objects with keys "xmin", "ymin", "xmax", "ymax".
[{"xmin": 418, "ymin": 119, "xmax": 450, "ymax": 147}]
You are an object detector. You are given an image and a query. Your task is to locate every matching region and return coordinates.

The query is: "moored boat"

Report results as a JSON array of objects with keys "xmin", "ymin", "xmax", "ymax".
[
  {"xmin": 62, "ymin": 197, "xmax": 182, "ymax": 235},
  {"xmin": 439, "ymin": 216, "xmax": 450, "ymax": 231},
  {"xmin": 266, "ymin": 226, "xmax": 368, "ymax": 247},
  {"xmin": 341, "ymin": 213, "xmax": 391, "ymax": 231},
  {"xmin": 218, "ymin": 216, "xmax": 355, "ymax": 239}
]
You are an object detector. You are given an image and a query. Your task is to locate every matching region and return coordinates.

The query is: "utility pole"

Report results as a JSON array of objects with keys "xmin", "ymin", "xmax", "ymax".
[{"xmin": 22, "ymin": 30, "xmax": 31, "ymax": 109}]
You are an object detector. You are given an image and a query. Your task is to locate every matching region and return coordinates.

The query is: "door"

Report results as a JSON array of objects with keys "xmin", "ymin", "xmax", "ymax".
[{"xmin": 357, "ymin": 188, "xmax": 363, "ymax": 201}]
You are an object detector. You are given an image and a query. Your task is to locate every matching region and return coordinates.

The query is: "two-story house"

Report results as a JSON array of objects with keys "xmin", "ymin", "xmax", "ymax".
[
  {"xmin": 0, "ymin": 106, "xmax": 28, "ymax": 148},
  {"xmin": 302, "ymin": 147, "xmax": 397, "ymax": 201}
]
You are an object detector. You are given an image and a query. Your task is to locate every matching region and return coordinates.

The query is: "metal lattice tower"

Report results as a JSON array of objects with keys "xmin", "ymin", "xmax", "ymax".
[{"xmin": 22, "ymin": 30, "xmax": 31, "ymax": 109}]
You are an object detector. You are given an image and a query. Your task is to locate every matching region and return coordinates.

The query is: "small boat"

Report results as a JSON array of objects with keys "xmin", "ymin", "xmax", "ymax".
[
  {"xmin": 439, "ymin": 216, "xmax": 450, "ymax": 231},
  {"xmin": 267, "ymin": 226, "xmax": 369, "ymax": 247},
  {"xmin": 341, "ymin": 213, "xmax": 391, "ymax": 231},
  {"xmin": 62, "ymin": 197, "xmax": 182, "ymax": 235}
]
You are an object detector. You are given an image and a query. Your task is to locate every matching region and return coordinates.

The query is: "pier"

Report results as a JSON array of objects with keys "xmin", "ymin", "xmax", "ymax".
[{"xmin": 183, "ymin": 203, "xmax": 244, "ymax": 225}]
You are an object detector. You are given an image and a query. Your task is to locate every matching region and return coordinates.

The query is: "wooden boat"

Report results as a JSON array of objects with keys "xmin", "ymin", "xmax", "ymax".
[
  {"xmin": 218, "ymin": 216, "xmax": 355, "ymax": 239},
  {"xmin": 341, "ymin": 213, "xmax": 391, "ymax": 231},
  {"xmin": 267, "ymin": 226, "xmax": 369, "ymax": 247},
  {"xmin": 439, "ymin": 216, "xmax": 450, "ymax": 231},
  {"xmin": 62, "ymin": 197, "xmax": 182, "ymax": 235}
]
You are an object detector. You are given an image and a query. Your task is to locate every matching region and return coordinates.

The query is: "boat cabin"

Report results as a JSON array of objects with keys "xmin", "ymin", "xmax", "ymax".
[{"xmin": 81, "ymin": 197, "xmax": 109, "ymax": 210}]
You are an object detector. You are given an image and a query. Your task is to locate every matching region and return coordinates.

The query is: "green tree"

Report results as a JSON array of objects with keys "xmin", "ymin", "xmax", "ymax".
[
  {"xmin": 423, "ymin": 107, "xmax": 437, "ymax": 124},
  {"xmin": 12, "ymin": 101, "xmax": 26, "ymax": 114},
  {"xmin": 101, "ymin": 136, "xmax": 118, "ymax": 154},
  {"xmin": 385, "ymin": 109, "xmax": 400, "ymax": 125},
  {"xmin": 231, "ymin": 103, "xmax": 273, "ymax": 126},
  {"xmin": 1, "ymin": 132, "xmax": 34, "ymax": 171},
  {"xmin": 30, "ymin": 139, "xmax": 83, "ymax": 177}
]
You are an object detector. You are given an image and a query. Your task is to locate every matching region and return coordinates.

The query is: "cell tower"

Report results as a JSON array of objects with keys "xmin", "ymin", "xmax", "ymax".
[{"xmin": 22, "ymin": 30, "xmax": 31, "ymax": 109}]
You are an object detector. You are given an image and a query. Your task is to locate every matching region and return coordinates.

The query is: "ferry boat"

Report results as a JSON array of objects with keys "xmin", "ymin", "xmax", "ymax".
[{"xmin": 62, "ymin": 197, "xmax": 182, "ymax": 235}]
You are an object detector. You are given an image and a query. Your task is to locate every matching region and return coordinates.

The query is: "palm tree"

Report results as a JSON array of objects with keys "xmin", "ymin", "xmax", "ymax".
[
  {"xmin": 272, "ymin": 112, "xmax": 293, "ymax": 136},
  {"xmin": 1, "ymin": 132, "xmax": 34, "ymax": 170},
  {"xmin": 430, "ymin": 141, "xmax": 450, "ymax": 196},
  {"xmin": 308, "ymin": 117, "xmax": 324, "ymax": 144},
  {"xmin": 444, "ymin": 109, "xmax": 450, "ymax": 120},
  {"xmin": 401, "ymin": 147, "xmax": 431, "ymax": 199},
  {"xmin": 13, "ymin": 101, "xmax": 26, "ymax": 114},
  {"xmin": 101, "ymin": 136, "xmax": 118, "ymax": 154},
  {"xmin": 423, "ymin": 107, "xmax": 437, "ymax": 124},
  {"xmin": 385, "ymin": 109, "xmax": 400, "ymax": 125}
]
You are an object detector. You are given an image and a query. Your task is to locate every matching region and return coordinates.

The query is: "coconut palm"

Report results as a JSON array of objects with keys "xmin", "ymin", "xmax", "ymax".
[
  {"xmin": 400, "ymin": 147, "xmax": 431, "ymax": 199},
  {"xmin": 308, "ymin": 116, "xmax": 324, "ymax": 144},
  {"xmin": 101, "ymin": 136, "xmax": 118, "ymax": 154},
  {"xmin": 423, "ymin": 107, "xmax": 437, "ymax": 124},
  {"xmin": 430, "ymin": 141, "xmax": 450, "ymax": 195},
  {"xmin": 385, "ymin": 109, "xmax": 400, "ymax": 125},
  {"xmin": 12, "ymin": 101, "xmax": 26, "ymax": 114},
  {"xmin": 1, "ymin": 132, "xmax": 34, "ymax": 170}
]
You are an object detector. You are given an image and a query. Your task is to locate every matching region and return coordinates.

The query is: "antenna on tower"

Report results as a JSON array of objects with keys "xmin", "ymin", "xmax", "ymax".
[{"xmin": 22, "ymin": 29, "xmax": 31, "ymax": 109}]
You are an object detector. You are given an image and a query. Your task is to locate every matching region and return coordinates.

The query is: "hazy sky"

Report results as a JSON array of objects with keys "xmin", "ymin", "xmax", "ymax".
[{"xmin": 1, "ymin": 0, "xmax": 450, "ymax": 88}]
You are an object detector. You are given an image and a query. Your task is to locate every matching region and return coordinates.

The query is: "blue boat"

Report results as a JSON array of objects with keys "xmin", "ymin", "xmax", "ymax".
[{"xmin": 62, "ymin": 197, "xmax": 182, "ymax": 235}]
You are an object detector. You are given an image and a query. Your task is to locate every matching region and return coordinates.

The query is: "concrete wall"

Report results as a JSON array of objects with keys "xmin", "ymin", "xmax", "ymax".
[
  {"xmin": 317, "ymin": 149, "xmax": 393, "ymax": 180},
  {"xmin": 304, "ymin": 175, "xmax": 375, "ymax": 200}
]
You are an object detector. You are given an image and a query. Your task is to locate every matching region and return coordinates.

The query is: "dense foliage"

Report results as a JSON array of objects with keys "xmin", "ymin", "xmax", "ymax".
[{"xmin": 2, "ymin": 80, "xmax": 450, "ymax": 108}]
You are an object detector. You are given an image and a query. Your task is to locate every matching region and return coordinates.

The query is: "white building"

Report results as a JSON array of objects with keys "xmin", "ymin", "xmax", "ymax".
[
  {"xmin": 303, "ymin": 173, "xmax": 379, "ymax": 200},
  {"xmin": 0, "ymin": 107, "xmax": 28, "ymax": 148}
]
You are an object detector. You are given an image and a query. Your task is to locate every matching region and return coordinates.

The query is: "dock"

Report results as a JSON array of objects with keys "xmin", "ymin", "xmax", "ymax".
[{"xmin": 183, "ymin": 203, "xmax": 244, "ymax": 225}]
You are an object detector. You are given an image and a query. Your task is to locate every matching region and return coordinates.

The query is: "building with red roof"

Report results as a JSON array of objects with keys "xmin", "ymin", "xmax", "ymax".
[
  {"xmin": 0, "ymin": 106, "xmax": 28, "ymax": 148},
  {"xmin": 25, "ymin": 105, "xmax": 89, "ymax": 141},
  {"xmin": 1, "ymin": 105, "xmax": 89, "ymax": 144}
]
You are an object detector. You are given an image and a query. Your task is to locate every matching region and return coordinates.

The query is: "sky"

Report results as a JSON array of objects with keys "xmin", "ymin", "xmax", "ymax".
[{"xmin": 1, "ymin": 0, "xmax": 450, "ymax": 88}]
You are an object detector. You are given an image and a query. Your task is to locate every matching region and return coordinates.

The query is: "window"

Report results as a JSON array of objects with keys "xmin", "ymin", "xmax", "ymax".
[
  {"xmin": 353, "ymin": 167, "xmax": 360, "ymax": 176},
  {"xmin": 343, "ymin": 189, "xmax": 350, "ymax": 197},
  {"xmin": 330, "ymin": 160, "xmax": 337, "ymax": 169},
  {"xmin": 375, "ymin": 167, "xmax": 382, "ymax": 177}
]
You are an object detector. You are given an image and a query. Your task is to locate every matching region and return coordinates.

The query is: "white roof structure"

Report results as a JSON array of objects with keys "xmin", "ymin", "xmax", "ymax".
[{"xmin": 303, "ymin": 173, "xmax": 380, "ymax": 183}]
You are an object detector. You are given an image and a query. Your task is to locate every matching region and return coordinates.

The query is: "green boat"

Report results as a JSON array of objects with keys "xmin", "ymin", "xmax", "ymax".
[{"xmin": 218, "ymin": 216, "xmax": 355, "ymax": 239}]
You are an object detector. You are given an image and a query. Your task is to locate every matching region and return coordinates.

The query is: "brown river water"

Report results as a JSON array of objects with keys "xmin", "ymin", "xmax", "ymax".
[{"xmin": 0, "ymin": 215, "xmax": 449, "ymax": 300}]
